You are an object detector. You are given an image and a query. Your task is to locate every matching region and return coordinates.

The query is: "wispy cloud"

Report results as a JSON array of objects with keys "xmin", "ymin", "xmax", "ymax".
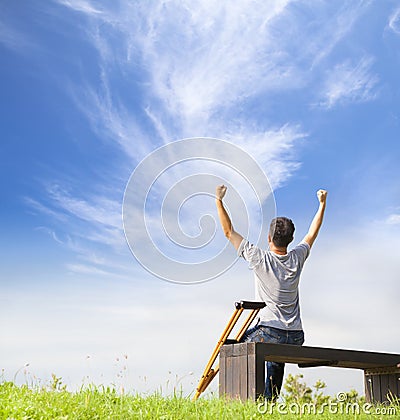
[
  {"xmin": 56, "ymin": 0, "xmax": 103, "ymax": 15},
  {"xmin": 32, "ymin": 0, "xmax": 380, "ymax": 276},
  {"xmin": 223, "ymin": 124, "xmax": 306, "ymax": 189},
  {"xmin": 45, "ymin": 184, "xmax": 121, "ymax": 229},
  {"xmin": 43, "ymin": 1, "xmax": 306, "ymax": 266},
  {"xmin": 136, "ymin": 1, "xmax": 295, "ymax": 128},
  {"xmin": 388, "ymin": 7, "xmax": 400, "ymax": 35},
  {"xmin": 63, "ymin": 0, "xmax": 303, "ymax": 148},
  {"xmin": 28, "ymin": 181, "xmax": 130, "ymax": 276},
  {"xmin": 308, "ymin": 0, "xmax": 372, "ymax": 67},
  {"xmin": 317, "ymin": 56, "xmax": 378, "ymax": 109},
  {"xmin": 57, "ymin": 0, "xmax": 374, "ymax": 143},
  {"xmin": 385, "ymin": 213, "xmax": 400, "ymax": 225},
  {"xmin": 0, "ymin": 19, "xmax": 37, "ymax": 54}
]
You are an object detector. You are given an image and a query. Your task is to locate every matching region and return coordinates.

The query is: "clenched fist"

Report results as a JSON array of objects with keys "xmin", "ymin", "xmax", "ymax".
[
  {"xmin": 216, "ymin": 185, "xmax": 227, "ymax": 200},
  {"xmin": 317, "ymin": 189, "xmax": 328, "ymax": 204}
]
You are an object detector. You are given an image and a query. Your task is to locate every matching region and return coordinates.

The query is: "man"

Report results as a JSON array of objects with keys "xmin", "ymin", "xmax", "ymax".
[{"xmin": 215, "ymin": 185, "xmax": 327, "ymax": 400}]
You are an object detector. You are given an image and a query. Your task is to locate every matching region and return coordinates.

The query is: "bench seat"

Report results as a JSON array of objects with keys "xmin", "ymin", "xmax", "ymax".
[{"xmin": 219, "ymin": 342, "xmax": 400, "ymax": 402}]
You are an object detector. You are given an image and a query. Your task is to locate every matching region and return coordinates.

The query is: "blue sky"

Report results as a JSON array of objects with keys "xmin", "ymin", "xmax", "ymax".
[{"xmin": 1, "ymin": 0, "xmax": 400, "ymax": 396}]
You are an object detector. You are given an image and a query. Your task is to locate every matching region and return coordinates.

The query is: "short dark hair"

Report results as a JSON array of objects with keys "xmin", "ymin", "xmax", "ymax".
[{"xmin": 269, "ymin": 217, "xmax": 295, "ymax": 247}]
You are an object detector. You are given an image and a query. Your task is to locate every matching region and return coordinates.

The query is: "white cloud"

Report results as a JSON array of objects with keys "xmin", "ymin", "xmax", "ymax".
[
  {"xmin": 318, "ymin": 56, "xmax": 378, "ymax": 108},
  {"xmin": 56, "ymin": 0, "xmax": 103, "ymax": 15},
  {"xmin": 308, "ymin": 0, "xmax": 372, "ymax": 67},
  {"xmin": 68, "ymin": 83, "xmax": 153, "ymax": 163},
  {"xmin": 137, "ymin": 1, "xmax": 294, "ymax": 126},
  {"xmin": 27, "ymin": 182, "xmax": 132, "ymax": 277},
  {"xmin": 385, "ymin": 213, "xmax": 400, "ymax": 224},
  {"xmin": 301, "ymin": 229, "xmax": 400, "ymax": 354},
  {"xmin": 223, "ymin": 124, "xmax": 306, "ymax": 189},
  {"xmin": 0, "ymin": 19, "xmax": 38, "ymax": 53},
  {"xmin": 45, "ymin": 184, "xmax": 120, "ymax": 228},
  {"xmin": 64, "ymin": 0, "xmax": 303, "ymax": 150},
  {"xmin": 57, "ymin": 1, "xmax": 373, "ymax": 135},
  {"xmin": 55, "ymin": 0, "xmax": 374, "ymax": 155},
  {"xmin": 388, "ymin": 7, "xmax": 400, "ymax": 35},
  {"xmin": 25, "ymin": 197, "xmax": 69, "ymax": 223},
  {"xmin": 66, "ymin": 263, "xmax": 118, "ymax": 277}
]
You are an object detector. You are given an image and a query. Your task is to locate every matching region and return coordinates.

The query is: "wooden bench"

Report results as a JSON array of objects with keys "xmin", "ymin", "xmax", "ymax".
[{"xmin": 219, "ymin": 342, "xmax": 400, "ymax": 403}]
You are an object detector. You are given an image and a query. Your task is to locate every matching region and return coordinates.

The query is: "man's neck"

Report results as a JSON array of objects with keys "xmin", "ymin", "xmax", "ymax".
[{"xmin": 269, "ymin": 243, "xmax": 287, "ymax": 255}]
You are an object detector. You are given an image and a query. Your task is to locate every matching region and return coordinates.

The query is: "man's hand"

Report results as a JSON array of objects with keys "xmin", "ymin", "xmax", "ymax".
[
  {"xmin": 303, "ymin": 189, "xmax": 328, "ymax": 248},
  {"xmin": 216, "ymin": 185, "xmax": 227, "ymax": 200},
  {"xmin": 317, "ymin": 189, "xmax": 328, "ymax": 204},
  {"xmin": 215, "ymin": 184, "xmax": 243, "ymax": 250}
]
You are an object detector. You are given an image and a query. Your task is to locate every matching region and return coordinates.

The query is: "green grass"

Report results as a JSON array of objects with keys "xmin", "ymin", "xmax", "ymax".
[{"xmin": 1, "ymin": 377, "xmax": 399, "ymax": 419}]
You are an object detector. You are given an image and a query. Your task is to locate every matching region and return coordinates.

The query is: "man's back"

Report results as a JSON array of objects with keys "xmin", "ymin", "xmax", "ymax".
[{"xmin": 238, "ymin": 239, "xmax": 310, "ymax": 330}]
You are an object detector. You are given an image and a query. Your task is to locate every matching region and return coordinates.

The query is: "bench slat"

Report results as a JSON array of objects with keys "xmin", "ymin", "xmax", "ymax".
[{"xmin": 245, "ymin": 342, "xmax": 400, "ymax": 370}]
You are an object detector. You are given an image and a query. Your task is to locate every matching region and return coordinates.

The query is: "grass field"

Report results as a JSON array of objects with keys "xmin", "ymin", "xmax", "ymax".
[{"xmin": 1, "ymin": 374, "xmax": 399, "ymax": 419}]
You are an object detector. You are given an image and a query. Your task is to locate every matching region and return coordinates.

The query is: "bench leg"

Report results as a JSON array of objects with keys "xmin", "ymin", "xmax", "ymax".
[
  {"xmin": 248, "ymin": 343, "xmax": 265, "ymax": 400},
  {"xmin": 364, "ymin": 367, "xmax": 400, "ymax": 403},
  {"xmin": 220, "ymin": 343, "xmax": 265, "ymax": 401}
]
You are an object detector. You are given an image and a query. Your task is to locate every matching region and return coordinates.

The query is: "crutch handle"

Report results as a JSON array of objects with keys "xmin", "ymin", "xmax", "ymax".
[{"xmin": 235, "ymin": 300, "xmax": 266, "ymax": 310}]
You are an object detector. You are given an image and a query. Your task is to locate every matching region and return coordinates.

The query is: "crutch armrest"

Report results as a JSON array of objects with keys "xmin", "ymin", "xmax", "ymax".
[
  {"xmin": 235, "ymin": 300, "xmax": 266, "ymax": 310},
  {"xmin": 224, "ymin": 338, "xmax": 238, "ymax": 344}
]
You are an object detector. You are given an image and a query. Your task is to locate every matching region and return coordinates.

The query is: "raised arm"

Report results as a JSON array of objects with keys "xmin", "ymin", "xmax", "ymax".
[
  {"xmin": 303, "ymin": 189, "xmax": 328, "ymax": 248},
  {"xmin": 215, "ymin": 185, "xmax": 244, "ymax": 251}
]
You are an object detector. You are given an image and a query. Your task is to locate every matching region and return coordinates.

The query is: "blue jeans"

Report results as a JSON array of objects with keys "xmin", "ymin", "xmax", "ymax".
[{"xmin": 241, "ymin": 325, "xmax": 305, "ymax": 400}]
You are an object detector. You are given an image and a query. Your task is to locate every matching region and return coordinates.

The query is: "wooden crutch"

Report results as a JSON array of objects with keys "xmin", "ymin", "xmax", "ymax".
[{"xmin": 193, "ymin": 300, "xmax": 266, "ymax": 400}]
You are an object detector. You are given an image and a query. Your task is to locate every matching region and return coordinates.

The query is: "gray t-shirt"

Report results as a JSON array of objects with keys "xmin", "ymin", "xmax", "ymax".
[{"xmin": 238, "ymin": 238, "xmax": 310, "ymax": 331}]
